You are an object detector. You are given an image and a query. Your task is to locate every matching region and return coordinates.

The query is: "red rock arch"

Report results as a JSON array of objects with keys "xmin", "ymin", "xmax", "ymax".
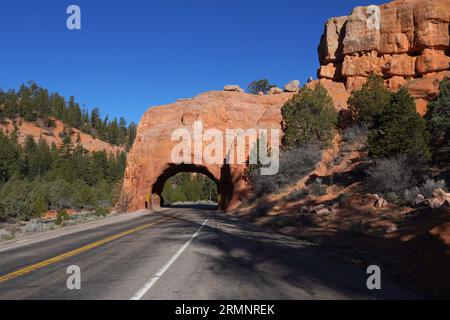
[{"xmin": 122, "ymin": 91, "xmax": 296, "ymax": 212}]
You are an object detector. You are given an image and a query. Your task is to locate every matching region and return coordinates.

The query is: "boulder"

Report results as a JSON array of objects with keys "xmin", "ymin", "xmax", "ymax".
[
  {"xmin": 374, "ymin": 197, "xmax": 388, "ymax": 208},
  {"xmin": 267, "ymin": 87, "xmax": 283, "ymax": 95},
  {"xmin": 370, "ymin": 194, "xmax": 388, "ymax": 208},
  {"xmin": 426, "ymin": 188, "xmax": 450, "ymax": 209},
  {"xmin": 413, "ymin": 193, "xmax": 426, "ymax": 207},
  {"xmin": 224, "ymin": 85, "xmax": 244, "ymax": 93},
  {"xmin": 315, "ymin": 208, "xmax": 332, "ymax": 216},
  {"xmin": 284, "ymin": 80, "xmax": 300, "ymax": 92}
]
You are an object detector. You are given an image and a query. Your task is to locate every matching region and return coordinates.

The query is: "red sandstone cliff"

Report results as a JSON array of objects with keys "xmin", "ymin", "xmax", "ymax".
[{"xmin": 317, "ymin": 0, "xmax": 449, "ymax": 114}]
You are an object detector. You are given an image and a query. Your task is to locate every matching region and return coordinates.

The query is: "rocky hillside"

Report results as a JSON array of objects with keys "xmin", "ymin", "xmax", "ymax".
[
  {"xmin": 317, "ymin": 0, "xmax": 449, "ymax": 114},
  {"xmin": 0, "ymin": 117, "xmax": 125, "ymax": 154}
]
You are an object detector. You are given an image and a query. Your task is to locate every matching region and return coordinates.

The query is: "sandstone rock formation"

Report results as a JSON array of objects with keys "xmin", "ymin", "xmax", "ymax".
[
  {"xmin": 122, "ymin": 91, "xmax": 295, "ymax": 211},
  {"xmin": 224, "ymin": 85, "xmax": 244, "ymax": 93},
  {"xmin": 283, "ymin": 80, "xmax": 300, "ymax": 92},
  {"xmin": 317, "ymin": 0, "xmax": 450, "ymax": 113},
  {"xmin": 268, "ymin": 87, "xmax": 283, "ymax": 95},
  {"xmin": 306, "ymin": 79, "xmax": 350, "ymax": 110}
]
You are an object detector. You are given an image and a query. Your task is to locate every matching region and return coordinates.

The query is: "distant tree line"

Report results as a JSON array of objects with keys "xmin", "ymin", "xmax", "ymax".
[
  {"xmin": 0, "ymin": 129, "xmax": 127, "ymax": 221},
  {"xmin": 0, "ymin": 81, "xmax": 137, "ymax": 150},
  {"xmin": 162, "ymin": 173, "xmax": 218, "ymax": 204}
]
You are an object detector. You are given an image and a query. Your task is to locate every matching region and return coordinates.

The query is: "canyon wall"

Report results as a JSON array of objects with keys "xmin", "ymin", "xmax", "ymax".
[{"xmin": 317, "ymin": 0, "xmax": 450, "ymax": 114}]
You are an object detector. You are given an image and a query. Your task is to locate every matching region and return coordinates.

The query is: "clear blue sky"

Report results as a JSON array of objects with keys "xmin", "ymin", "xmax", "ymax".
[{"xmin": 0, "ymin": 0, "xmax": 385, "ymax": 124}]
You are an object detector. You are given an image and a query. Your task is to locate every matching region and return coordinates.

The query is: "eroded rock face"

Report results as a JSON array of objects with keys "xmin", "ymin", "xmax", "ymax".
[
  {"xmin": 122, "ymin": 91, "xmax": 295, "ymax": 212},
  {"xmin": 318, "ymin": 0, "xmax": 450, "ymax": 111}
]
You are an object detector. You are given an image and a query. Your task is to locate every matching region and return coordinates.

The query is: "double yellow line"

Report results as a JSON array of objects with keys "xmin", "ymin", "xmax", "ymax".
[{"xmin": 0, "ymin": 216, "xmax": 174, "ymax": 284}]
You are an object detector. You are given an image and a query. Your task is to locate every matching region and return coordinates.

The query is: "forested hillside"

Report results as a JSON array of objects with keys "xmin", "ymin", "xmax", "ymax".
[
  {"xmin": 0, "ymin": 81, "xmax": 136, "ymax": 149},
  {"xmin": 0, "ymin": 82, "xmax": 132, "ymax": 222}
]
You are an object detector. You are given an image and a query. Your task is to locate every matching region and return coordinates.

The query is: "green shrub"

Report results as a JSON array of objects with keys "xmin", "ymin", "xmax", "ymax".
[
  {"xmin": 56, "ymin": 209, "xmax": 69, "ymax": 225},
  {"xmin": 32, "ymin": 195, "xmax": 47, "ymax": 218},
  {"xmin": 281, "ymin": 84, "xmax": 338, "ymax": 148},
  {"xmin": 0, "ymin": 179, "xmax": 33, "ymax": 221},
  {"xmin": 425, "ymin": 78, "xmax": 450, "ymax": 155},
  {"xmin": 94, "ymin": 206, "xmax": 108, "ymax": 217},
  {"xmin": 348, "ymin": 75, "xmax": 392, "ymax": 127},
  {"xmin": 368, "ymin": 88, "xmax": 430, "ymax": 160}
]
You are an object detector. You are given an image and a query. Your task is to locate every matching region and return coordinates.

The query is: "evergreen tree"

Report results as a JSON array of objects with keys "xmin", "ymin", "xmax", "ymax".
[
  {"xmin": 90, "ymin": 107, "xmax": 101, "ymax": 129},
  {"xmin": 425, "ymin": 78, "xmax": 450, "ymax": 155},
  {"xmin": 348, "ymin": 75, "xmax": 392, "ymax": 127},
  {"xmin": 60, "ymin": 132, "xmax": 74, "ymax": 157},
  {"xmin": 248, "ymin": 79, "xmax": 275, "ymax": 95},
  {"xmin": 281, "ymin": 84, "xmax": 338, "ymax": 148},
  {"xmin": 368, "ymin": 88, "xmax": 430, "ymax": 160},
  {"xmin": 0, "ymin": 131, "xmax": 22, "ymax": 183},
  {"xmin": 127, "ymin": 122, "xmax": 137, "ymax": 150}
]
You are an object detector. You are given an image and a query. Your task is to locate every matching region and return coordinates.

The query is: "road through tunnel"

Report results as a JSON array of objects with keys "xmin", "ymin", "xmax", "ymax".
[{"xmin": 149, "ymin": 163, "xmax": 234, "ymax": 211}]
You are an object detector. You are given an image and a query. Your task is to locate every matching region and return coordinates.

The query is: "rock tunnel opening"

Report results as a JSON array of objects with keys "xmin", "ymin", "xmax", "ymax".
[{"xmin": 149, "ymin": 163, "xmax": 234, "ymax": 211}]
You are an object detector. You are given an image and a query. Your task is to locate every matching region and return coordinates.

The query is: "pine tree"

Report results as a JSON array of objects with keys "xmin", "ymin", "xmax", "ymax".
[
  {"xmin": 425, "ymin": 78, "xmax": 450, "ymax": 154},
  {"xmin": 90, "ymin": 108, "xmax": 101, "ymax": 129},
  {"xmin": 368, "ymin": 88, "xmax": 430, "ymax": 160},
  {"xmin": 281, "ymin": 84, "xmax": 338, "ymax": 148},
  {"xmin": 348, "ymin": 75, "xmax": 392, "ymax": 127},
  {"xmin": 0, "ymin": 131, "xmax": 22, "ymax": 183},
  {"xmin": 60, "ymin": 132, "xmax": 74, "ymax": 157}
]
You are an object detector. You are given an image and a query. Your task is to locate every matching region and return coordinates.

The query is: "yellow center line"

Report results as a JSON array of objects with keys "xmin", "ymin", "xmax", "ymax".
[{"xmin": 0, "ymin": 216, "xmax": 174, "ymax": 284}]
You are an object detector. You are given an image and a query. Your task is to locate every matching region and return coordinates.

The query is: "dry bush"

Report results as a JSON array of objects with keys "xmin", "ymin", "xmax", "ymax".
[
  {"xmin": 419, "ymin": 179, "xmax": 446, "ymax": 198},
  {"xmin": 250, "ymin": 145, "xmax": 321, "ymax": 200},
  {"xmin": 368, "ymin": 155, "xmax": 413, "ymax": 193},
  {"xmin": 117, "ymin": 192, "xmax": 131, "ymax": 213}
]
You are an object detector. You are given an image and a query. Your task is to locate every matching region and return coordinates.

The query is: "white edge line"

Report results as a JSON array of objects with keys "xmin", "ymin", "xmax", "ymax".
[{"xmin": 130, "ymin": 218, "xmax": 209, "ymax": 300}]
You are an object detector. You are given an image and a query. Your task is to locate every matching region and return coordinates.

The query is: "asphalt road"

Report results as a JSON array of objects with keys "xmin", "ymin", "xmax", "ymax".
[{"xmin": 0, "ymin": 206, "xmax": 415, "ymax": 300}]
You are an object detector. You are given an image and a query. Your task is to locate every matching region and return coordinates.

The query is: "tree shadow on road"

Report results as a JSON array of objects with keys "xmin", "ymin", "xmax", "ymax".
[{"xmin": 155, "ymin": 208, "xmax": 419, "ymax": 300}]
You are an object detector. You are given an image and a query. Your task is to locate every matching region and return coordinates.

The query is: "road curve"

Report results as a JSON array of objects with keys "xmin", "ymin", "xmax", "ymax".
[{"xmin": 0, "ymin": 206, "xmax": 415, "ymax": 300}]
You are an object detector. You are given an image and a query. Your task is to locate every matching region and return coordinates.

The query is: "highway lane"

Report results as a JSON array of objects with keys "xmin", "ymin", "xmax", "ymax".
[{"xmin": 0, "ymin": 206, "xmax": 416, "ymax": 300}]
